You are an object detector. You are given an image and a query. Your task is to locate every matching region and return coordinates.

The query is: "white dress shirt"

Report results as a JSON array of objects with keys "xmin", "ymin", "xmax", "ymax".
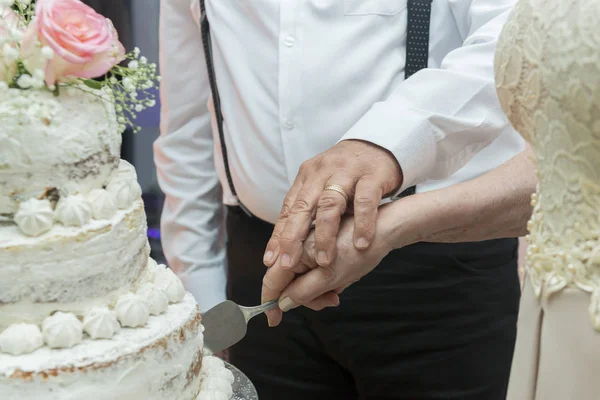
[{"xmin": 155, "ymin": 0, "xmax": 524, "ymax": 310}]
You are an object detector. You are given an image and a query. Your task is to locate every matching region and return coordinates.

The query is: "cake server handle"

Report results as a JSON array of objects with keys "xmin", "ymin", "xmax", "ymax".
[{"xmin": 238, "ymin": 300, "xmax": 279, "ymax": 323}]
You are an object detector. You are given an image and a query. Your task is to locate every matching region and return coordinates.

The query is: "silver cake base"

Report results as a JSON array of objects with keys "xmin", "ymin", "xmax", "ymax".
[{"xmin": 224, "ymin": 361, "xmax": 258, "ymax": 400}]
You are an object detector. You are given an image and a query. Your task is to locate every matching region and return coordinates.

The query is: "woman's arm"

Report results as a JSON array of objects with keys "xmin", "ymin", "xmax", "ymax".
[
  {"xmin": 380, "ymin": 144, "xmax": 536, "ymax": 249},
  {"xmin": 262, "ymin": 145, "xmax": 537, "ymax": 323}
]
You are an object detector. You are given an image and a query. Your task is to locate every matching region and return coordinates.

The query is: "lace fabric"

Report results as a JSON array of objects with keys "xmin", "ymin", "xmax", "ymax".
[{"xmin": 494, "ymin": 0, "xmax": 600, "ymax": 329}]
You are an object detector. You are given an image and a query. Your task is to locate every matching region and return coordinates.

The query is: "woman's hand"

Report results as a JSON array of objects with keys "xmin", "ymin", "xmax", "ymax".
[{"xmin": 262, "ymin": 211, "xmax": 394, "ymax": 327}]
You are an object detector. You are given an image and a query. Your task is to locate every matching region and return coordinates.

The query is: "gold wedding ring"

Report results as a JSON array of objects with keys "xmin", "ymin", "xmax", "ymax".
[{"xmin": 324, "ymin": 184, "xmax": 350, "ymax": 202}]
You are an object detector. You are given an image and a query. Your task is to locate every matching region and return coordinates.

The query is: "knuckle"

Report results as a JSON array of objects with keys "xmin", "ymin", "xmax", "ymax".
[
  {"xmin": 354, "ymin": 194, "xmax": 376, "ymax": 210},
  {"xmin": 354, "ymin": 217, "xmax": 375, "ymax": 236},
  {"xmin": 291, "ymin": 198, "xmax": 312, "ymax": 214},
  {"xmin": 299, "ymin": 160, "xmax": 314, "ymax": 174},
  {"xmin": 332, "ymin": 157, "xmax": 347, "ymax": 170},
  {"xmin": 357, "ymin": 224, "xmax": 375, "ymax": 239},
  {"xmin": 314, "ymin": 232, "xmax": 334, "ymax": 248},
  {"xmin": 317, "ymin": 195, "xmax": 342, "ymax": 212},
  {"xmin": 261, "ymin": 274, "xmax": 278, "ymax": 291},
  {"xmin": 279, "ymin": 203, "xmax": 292, "ymax": 219}
]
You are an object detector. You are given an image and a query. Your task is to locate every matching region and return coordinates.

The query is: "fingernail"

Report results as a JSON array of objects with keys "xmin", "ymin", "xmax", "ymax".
[
  {"xmin": 317, "ymin": 251, "xmax": 328, "ymax": 265},
  {"xmin": 356, "ymin": 237, "xmax": 369, "ymax": 249},
  {"xmin": 279, "ymin": 297, "xmax": 297, "ymax": 312},
  {"xmin": 263, "ymin": 251, "xmax": 274, "ymax": 264},
  {"xmin": 281, "ymin": 254, "xmax": 291, "ymax": 268},
  {"xmin": 266, "ymin": 314, "xmax": 274, "ymax": 327}
]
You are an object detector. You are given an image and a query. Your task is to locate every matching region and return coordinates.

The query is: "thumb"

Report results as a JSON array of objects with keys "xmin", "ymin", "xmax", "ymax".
[{"xmin": 279, "ymin": 266, "xmax": 338, "ymax": 311}]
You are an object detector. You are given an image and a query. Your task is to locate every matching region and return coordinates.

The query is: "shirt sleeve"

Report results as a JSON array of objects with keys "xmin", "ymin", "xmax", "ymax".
[
  {"xmin": 339, "ymin": 0, "xmax": 517, "ymax": 196},
  {"xmin": 154, "ymin": 0, "xmax": 226, "ymax": 311}
]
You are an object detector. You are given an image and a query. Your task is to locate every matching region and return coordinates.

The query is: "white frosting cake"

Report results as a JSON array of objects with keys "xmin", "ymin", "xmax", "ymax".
[
  {"xmin": 0, "ymin": 87, "xmax": 121, "ymax": 216},
  {"xmin": 0, "ymin": 87, "xmax": 233, "ymax": 400}
]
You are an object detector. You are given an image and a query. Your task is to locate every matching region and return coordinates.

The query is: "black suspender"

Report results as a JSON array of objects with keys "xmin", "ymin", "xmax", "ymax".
[
  {"xmin": 399, "ymin": 0, "xmax": 433, "ymax": 198},
  {"xmin": 199, "ymin": 0, "xmax": 255, "ymax": 217},
  {"xmin": 199, "ymin": 0, "xmax": 432, "ymax": 211}
]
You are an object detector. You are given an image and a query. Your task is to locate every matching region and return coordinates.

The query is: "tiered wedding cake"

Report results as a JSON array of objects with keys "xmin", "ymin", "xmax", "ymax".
[{"xmin": 0, "ymin": 1, "xmax": 233, "ymax": 399}]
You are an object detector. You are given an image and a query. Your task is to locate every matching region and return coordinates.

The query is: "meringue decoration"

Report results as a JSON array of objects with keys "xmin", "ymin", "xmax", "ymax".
[
  {"xmin": 0, "ymin": 323, "xmax": 44, "ymax": 355},
  {"xmin": 154, "ymin": 266, "xmax": 186, "ymax": 303},
  {"xmin": 106, "ymin": 177, "xmax": 142, "ymax": 209},
  {"xmin": 86, "ymin": 189, "xmax": 118, "ymax": 220},
  {"xmin": 146, "ymin": 257, "xmax": 162, "ymax": 280},
  {"xmin": 137, "ymin": 283, "xmax": 169, "ymax": 316},
  {"xmin": 83, "ymin": 307, "xmax": 120, "ymax": 340},
  {"xmin": 42, "ymin": 312, "xmax": 83, "ymax": 349},
  {"xmin": 117, "ymin": 160, "xmax": 138, "ymax": 181},
  {"xmin": 14, "ymin": 198, "xmax": 54, "ymax": 237},
  {"xmin": 55, "ymin": 194, "xmax": 93, "ymax": 227},
  {"xmin": 198, "ymin": 356, "xmax": 235, "ymax": 400},
  {"xmin": 115, "ymin": 293, "xmax": 150, "ymax": 328}
]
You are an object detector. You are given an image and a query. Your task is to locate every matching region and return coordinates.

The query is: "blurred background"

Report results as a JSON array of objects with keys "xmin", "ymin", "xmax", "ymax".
[{"xmin": 83, "ymin": 0, "xmax": 167, "ymax": 264}]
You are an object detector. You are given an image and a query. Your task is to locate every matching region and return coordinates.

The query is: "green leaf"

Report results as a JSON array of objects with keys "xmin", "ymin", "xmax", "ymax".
[{"xmin": 82, "ymin": 79, "xmax": 103, "ymax": 90}]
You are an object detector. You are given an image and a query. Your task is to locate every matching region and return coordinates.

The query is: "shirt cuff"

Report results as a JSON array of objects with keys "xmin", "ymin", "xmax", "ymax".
[
  {"xmin": 177, "ymin": 263, "xmax": 227, "ymax": 312},
  {"xmin": 339, "ymin": 102, "xmax": 438, "ymax": 197}
]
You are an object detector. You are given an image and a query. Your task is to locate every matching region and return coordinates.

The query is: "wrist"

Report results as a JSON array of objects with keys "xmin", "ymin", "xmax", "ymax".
[
  {"xmin": 375, "ymin": 203, "xmax": 408, "ymax": 254},
  {"xmin": 376, "ymin": 195, "xmax": 436, "ymax": 252}
]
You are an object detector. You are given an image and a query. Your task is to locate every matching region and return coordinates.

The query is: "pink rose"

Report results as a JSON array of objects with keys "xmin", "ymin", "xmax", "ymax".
[
  {"xmin": 21, "ymin": 0, "xmax": 126, "ymax": 85},
  {"xmin": 0, "ymin": 6, "xmax": 25, "ymax": 83}
]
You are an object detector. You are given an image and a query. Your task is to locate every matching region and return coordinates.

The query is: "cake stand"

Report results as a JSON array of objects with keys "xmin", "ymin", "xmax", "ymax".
[{"xmin": 224, "ymin": 361, "xmax": 258, "ymax": 400}]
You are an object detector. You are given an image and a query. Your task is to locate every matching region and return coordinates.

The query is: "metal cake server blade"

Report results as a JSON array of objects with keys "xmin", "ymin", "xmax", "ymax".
[{"xmin": 202, "ymin": 300, "xmax": 279, "ymax": 355}]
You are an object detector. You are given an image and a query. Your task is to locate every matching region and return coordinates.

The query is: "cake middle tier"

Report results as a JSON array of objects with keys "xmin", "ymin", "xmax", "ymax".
[{"xmin": 0, "ymin": 199, "xmax": 149, "ymax": 330}]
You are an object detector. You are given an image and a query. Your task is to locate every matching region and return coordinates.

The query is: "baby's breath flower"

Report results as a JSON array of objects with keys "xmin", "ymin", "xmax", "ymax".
[
  {"xmin": 2, "ymin": 43, "xmax": 19, "ymax": 61},
  {"xmin": 33, "ymin": 69, "xmax": 45, "ymax": 81},
  {"xmin": 48, "ymin": 85, "xmax": 56, "ymax": 91},
  {"xmin": 32, "ymin": 79, "xmax": 44, "ymax": 89},
  {"xmin": 73, "ymin": 46, "xmax": 161, "ymax": 134},
  {"xmin": 10, "ymin": 28, "xmax": 23, "ymax": 41},
  {"xmin": 17, "ymin": 0, "xmax": 31, "ymax": 6},
  {"xmin": 41, "ymin": 46, "xmax": 54, "ymax": 59},
  {"xmin": 16, "ymin": 74, "xmax": 33, "ymax": 89},
  {"xmin": 122, "ymin": 77, "xmax": 135, "ymax": 92},
  {"xmin": 0, "ymin": 81, "xmax": 8, "ymax": 91}
]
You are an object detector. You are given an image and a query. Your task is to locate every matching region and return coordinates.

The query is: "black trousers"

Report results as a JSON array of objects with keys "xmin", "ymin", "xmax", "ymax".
[{"xmin": 226, "ymin": 206, "xmax": 520, "ymax": 400}]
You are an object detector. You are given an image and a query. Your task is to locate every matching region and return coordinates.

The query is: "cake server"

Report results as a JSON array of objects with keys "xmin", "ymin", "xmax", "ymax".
[{"xmin": 202, "ymin": 300, "xmax": 279, "ymax": 355}]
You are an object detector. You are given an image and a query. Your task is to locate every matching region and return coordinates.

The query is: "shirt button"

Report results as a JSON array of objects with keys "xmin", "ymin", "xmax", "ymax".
[
  {"xmin": 283, "ymin": 119, "xmax": 294, "ymax": 130},
  {"xmin": 283, "ymin": 35, "xmax": 295, "ymax": 47}
]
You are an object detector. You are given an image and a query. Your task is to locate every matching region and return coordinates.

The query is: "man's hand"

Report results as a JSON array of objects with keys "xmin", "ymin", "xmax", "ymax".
[
  {"xmin": 262, "ymin": 214, "xmax": 392, "ymax": 327},
  {"xmin": 262, "ymin": 140, "xmax": 402, "ymax": 272}
]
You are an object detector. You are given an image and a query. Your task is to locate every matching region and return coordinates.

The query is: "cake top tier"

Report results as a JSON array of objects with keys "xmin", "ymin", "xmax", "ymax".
[
  {"xmin": 0, "ymin": 87, "xmax": 121, "ymax": 216},
  {"xmin": 0, "ymin": 0, "xmax": 159, "ymax": 216}
]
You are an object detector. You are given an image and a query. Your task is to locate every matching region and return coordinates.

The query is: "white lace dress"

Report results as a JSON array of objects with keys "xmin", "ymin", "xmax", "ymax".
[{"xmin": 494, "ymin": 0, "xmax": 600, "ymax": 398}]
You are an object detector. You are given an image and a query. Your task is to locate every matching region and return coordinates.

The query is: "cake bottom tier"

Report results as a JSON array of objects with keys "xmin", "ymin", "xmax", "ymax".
[{"xmin": 0, "ymin": 294, "xmax": 203, "ymax": 400}]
